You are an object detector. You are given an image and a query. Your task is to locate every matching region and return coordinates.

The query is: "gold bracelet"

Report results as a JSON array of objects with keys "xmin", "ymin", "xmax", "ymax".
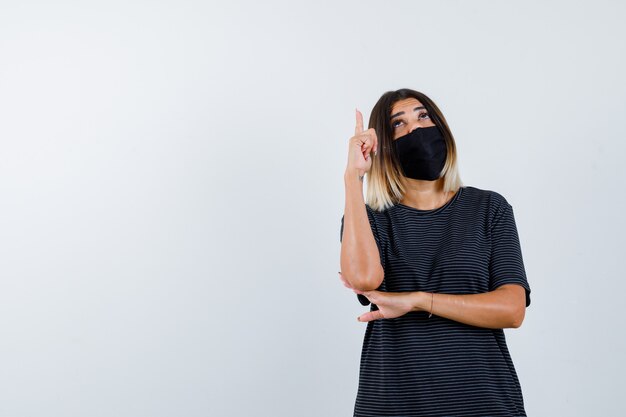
[{"xmin": 428, "ymin": 293, "xmax": 434, "ymax": 318}]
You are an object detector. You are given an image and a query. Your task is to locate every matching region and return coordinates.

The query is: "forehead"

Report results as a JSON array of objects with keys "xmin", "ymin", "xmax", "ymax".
[{"xmin": 390, "ymin": 97, "xmax": 424, "ymax": 115}]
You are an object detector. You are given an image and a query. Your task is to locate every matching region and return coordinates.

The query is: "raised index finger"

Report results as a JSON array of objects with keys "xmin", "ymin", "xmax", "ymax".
[{"xmin": 355, "ymin": 108, "xmax": 364, "ymax": 135}]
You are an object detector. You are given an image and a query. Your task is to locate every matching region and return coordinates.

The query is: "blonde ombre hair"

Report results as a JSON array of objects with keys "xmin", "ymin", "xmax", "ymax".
[{"xmin": 365, "ymin": 89, "xmax": 463, "ymax": 212}]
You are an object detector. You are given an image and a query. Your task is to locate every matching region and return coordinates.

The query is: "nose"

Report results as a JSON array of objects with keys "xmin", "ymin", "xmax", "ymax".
[{"xmin": 409, "ymin": 123, "xmax": 422, "ymax": 133}]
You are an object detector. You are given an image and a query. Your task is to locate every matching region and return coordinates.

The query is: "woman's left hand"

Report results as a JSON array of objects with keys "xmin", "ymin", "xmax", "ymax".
[{"xmin": 338, "ymin": 272, "xmax": 418, "ymax": 322}]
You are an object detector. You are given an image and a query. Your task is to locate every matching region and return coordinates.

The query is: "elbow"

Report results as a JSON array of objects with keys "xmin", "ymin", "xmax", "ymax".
[
  {"xmin": 495, "ymin": 285, "xmax": 527, "ymax": 329},
  {"xmin": 352, "ymin": 273, "xmax": 384, "ymax": 291},
  {"xmin": 340, "ymin": 265, "xmax": 384, "ymax": 291},
  {"xmin": 509, "ymin": 306, "xmax": 526, "ymax": 329}
]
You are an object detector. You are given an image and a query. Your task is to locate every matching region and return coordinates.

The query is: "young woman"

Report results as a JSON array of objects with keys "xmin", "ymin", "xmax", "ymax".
[{"xmin": 339, "ymin": 88, "xmax": 531, "ymax": 417}]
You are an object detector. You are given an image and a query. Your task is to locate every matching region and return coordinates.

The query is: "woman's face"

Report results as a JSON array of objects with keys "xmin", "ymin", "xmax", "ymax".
[{"xmin": 389, "ymin": 98, "xmax": 436, "ymax": 140}]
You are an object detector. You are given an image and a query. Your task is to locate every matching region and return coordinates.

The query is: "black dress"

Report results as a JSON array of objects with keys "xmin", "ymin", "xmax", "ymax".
[{"xmin": 340, "ymin": 186, "xmax": 531, "ymax": 417}]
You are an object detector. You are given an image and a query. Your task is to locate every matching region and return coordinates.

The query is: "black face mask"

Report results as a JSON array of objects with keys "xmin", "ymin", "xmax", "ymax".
[{"xmin": 392, "ymin": 126, "xmax": 447, "ymax": 181}]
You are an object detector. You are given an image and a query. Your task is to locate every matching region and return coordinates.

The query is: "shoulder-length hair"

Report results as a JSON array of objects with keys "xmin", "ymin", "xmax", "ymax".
[{"xmin": 366, "ymin": 88, "xmax": 463, "ymax": 211}]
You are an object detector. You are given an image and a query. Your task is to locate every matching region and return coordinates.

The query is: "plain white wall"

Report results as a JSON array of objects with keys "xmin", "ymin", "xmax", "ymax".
[{"xmin": 1, "ymin": 1, "xmax": 624, "ymax": 416}]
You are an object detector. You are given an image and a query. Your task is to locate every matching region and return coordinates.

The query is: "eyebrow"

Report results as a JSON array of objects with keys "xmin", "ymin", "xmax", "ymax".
[{"xmin": 390, "ymin": 106, "xmax": 426, "ymax": 121}]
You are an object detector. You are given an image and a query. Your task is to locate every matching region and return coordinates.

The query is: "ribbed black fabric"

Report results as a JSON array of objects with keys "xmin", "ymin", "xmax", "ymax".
[{"xmin": 340, "ymin": 185, "xmax": 531, "ymax": 417}]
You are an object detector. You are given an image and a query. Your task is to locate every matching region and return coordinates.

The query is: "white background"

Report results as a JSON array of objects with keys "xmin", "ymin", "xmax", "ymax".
[{"xmin": 1, "ymin": 1, "xmax": 624, "ymax": 416}]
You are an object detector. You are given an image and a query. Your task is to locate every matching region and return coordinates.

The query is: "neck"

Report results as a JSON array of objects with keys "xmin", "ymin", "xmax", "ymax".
[{"xmin": 399, "ymin": 178, "xmax": 450, "ymax": 210}]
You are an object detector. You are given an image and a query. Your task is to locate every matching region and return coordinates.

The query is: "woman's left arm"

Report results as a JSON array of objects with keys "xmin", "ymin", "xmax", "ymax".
[
  {"xmin": 339, "ymin": 272, "xmax": 527, "ymax": 329},
  {"xmin": 411, "ymin": 284, "xmax": 527, "ymax": 329}
]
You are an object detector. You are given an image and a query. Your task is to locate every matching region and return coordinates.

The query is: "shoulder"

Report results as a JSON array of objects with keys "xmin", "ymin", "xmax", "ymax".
[
  {"xmin": 364, "ymin": 202, "xmax": 391, "ymax": 215},
  {"xmin": 364, "ymin": 204, "xmax": 392, "ymax": 232},
  {"xmin": 364, "ymin": 203, "xmax": 387, "ymax": 220},
  {"xmin": 461, "ymin": 186, "xmax": 515, "ymax": 232},
  {"xmin": 462, "ymin": 185, "xmax": 512, "ymax": 211}
]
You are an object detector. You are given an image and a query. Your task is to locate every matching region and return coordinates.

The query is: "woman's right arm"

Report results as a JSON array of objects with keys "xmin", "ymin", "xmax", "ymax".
[{"xmin": 340, "ymin": 109, "xmax": 384, "ymax": 291}]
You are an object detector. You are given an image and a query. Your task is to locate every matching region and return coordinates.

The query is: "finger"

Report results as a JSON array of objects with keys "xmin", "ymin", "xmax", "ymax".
[
  {"xmin": 356, "ymin": 132, "xmax": 371, "ymax": 150},
  {"xmin": 371, "ymin": 128, "xmax": 378, "ymax": 156},
  {"xmin": 357, "ymin": 132, "xmax": 372, "ymax": 161},
  {"xmin": 360, "ymin": 129, "xmax": 377, "ymax": 158},
  {"xmin": 363, "ymin": 128, "xmax": 377, "ymax": 157},
  {"xmin": 355, "ymin": 108, "xmax": 364, "ymax": 135},
  {"xmin": 357, "ymin": 310, "xmax": 385, "ymax": 322}
]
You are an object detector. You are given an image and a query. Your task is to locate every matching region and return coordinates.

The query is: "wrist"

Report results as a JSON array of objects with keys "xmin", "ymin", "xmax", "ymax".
[
  {"xmin": 411, "ymin": 291, "xmax": 429, "ymax": 312},
  {"xmin": 344, "ymin": 169, "xmax": 365, "ymax": 184}
]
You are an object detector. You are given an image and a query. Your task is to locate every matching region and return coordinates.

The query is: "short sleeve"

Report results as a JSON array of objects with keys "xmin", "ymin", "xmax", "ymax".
[{"xmin": 489, "ymin": 204, "xmax": 531, "ymax": 307}]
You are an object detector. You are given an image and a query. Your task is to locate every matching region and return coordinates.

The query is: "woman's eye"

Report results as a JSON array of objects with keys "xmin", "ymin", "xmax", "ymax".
[{"xmin": 391, "ymin": 113, "xmax": 428, "ymax": 128}]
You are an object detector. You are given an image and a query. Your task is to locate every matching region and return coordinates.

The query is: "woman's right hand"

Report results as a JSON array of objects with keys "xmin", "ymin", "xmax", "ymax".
[{"xmin": 346, "ymin": 109, "xmax": 378, "ymax": 177}]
